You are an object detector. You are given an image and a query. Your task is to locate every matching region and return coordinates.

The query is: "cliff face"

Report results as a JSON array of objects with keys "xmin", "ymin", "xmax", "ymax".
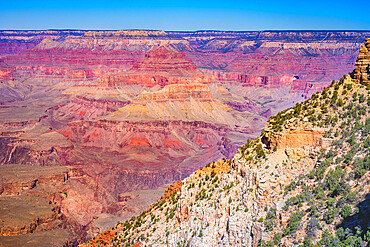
[
  {"xmin": 128, "ymin": 46, "xmax": 199, "ymax": 76},
  {"xmin": 132, "ymin": 83, "xmax": 212, "ymax": 103},
  {"xmin": 352, "ymin": 38, "xmax": 370, "ymax": 85},
  {"xmin": 84, "ymin": 30, "xmax": 168, "ymax": 37},
  {"xmin": 84, "ymin": 38, "xmax": 370, "ymax": 247},
  {"xmin": 57, "ymin": 119, "xmax": 244, "ymax": 170},
  {"xmin": 97, "ymin": 46, "xmax": 210, "ymax": 87},
  {"xmin": 0, "ymin": 164, "xmax": 84, "ymax": 245}
]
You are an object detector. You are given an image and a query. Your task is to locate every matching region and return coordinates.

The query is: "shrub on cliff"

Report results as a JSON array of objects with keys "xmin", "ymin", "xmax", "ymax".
[
  {"xmin": 284, "ymin": 211, "xmax": 305, "ymax": 236},
  {"xmin": 341, "ymin": 205, "xmax": 352, "ymax": 219}
]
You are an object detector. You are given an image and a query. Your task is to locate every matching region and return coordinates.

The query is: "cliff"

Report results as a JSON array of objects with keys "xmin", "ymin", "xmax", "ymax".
[
  {"xmin": 0, "ymin": 164, "xmax": 84, "ymax": 245},
  {"xmin": 127, "ymin": 46, "xmax": 199, "ymax": 76},
  {"xmin": 97, "ymin": 46, "xmax": 207, "ymax": 87},
  {"xmin": 352, "ymin": 38, "xmax": 370, "ymax": 85}
]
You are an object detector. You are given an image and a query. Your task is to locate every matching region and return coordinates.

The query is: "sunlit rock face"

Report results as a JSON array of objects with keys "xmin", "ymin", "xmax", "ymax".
[{"xmin": 352, "ymin": 38, "xmax": 370, "ymax": 85}]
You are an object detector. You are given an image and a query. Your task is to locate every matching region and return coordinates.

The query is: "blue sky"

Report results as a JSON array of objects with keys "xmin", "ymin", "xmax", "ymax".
[{"xmin": 0, "ymin": 0, "xmax": 369, "ymax": 30}]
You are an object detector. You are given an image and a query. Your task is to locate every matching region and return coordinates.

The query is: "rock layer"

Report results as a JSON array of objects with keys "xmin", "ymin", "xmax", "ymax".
[
  {"xmin": 352, "ymin": 38, "xmax": 370, "ymax": 85},
  {"xmin": 128, "ymin": 46, "xmax": 199, "ymax": 76}
]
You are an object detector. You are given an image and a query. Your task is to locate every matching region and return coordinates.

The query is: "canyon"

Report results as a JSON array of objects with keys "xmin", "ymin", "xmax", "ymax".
[
  {"xmin": 84, "ymin": 38, "xmax": 370, "ymax": 247},
  {"xmin": 0, "ymin": 30, "xmax": 369, "ymax": 245}
]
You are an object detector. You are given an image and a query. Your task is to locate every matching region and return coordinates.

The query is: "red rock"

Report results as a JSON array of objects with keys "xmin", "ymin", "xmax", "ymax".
[
  {"xmin": 128, "ymin": 46, "xmax": 199, "ymax": 76},
  {"xmin": 98, "ymin": 46, "xmax": 211, "ymax": 87}
]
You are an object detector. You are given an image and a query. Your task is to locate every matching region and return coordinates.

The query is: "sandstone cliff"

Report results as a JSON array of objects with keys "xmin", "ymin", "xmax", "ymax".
[{"xmin": 352, "ymin": 38, "xmax": 370, "ymax": 85}]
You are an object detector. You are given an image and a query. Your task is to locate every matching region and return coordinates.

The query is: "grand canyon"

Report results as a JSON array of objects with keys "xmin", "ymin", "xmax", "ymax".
[{"xmin": 0, "ymin": 30, "xmax": 370, "ymax": 246}]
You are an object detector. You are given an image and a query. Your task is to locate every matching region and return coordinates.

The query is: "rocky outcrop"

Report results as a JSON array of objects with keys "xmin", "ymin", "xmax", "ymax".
[
  {"xmin": 134, "ymin": 83, "xmax": 212, "ymax": 102},
  {"xmin": 0, "ymin": 131, "xmax": 73, "ymax": 167},
  {"xmin": 0, "ymin": 163, "xmax": 114, "ymax": 243},
  {"xmin": 352, "ymin": 38, "xmax": 370, "ymax": 85},
  {"xmin": 83, "ymin": 150, "xmax": 316, "ymax": 246},
  {"xmin": 262, "ymin": 127, "xmax": 325, "ymax": 150},
  {"xmin": 0, "ymin": 164, "xmax": 90, "ymax": 245},
  {"xmin": 128, "ymin": 46, "xmax": 198, "ymax": 76},
  {"xmin": 47, "ymin": 95, "xmax": 130, "ymax": 125},
  {"xmin": 57, "ymin": 119, "xmax": 239, "ymax": 168},
  {"xmin": 0, "ymin": 196, "xmax": 64, "ymax": 236},
  {"xmin": 0, "ymin": 229, "xmax": 72, "ymax": 247},
  {"xmin": 98, "ymin": 73, "xmax": 212, "ymax": 87},
  {"xmin": 0, "ymin": 164, "xmax": 83, "ymax": 196},
  {"xmin": 98, "ymin": 46, "xmax": 211, "ymax": 87}
]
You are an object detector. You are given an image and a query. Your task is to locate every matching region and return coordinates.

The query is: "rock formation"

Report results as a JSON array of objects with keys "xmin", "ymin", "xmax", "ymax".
[
  {"xmin": 352, "ymin": 38, "xmax": 370, "ymax": 85},
  {"xmin": 128, "ymin": 46, "xmax": 199, "ymax": 76},
  {"xmin": 98, "ymin": 46, "xmax": 210, "ymax": 87}
]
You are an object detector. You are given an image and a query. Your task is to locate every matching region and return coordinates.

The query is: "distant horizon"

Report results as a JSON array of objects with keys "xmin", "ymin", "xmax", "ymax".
[
  {"xmin": 1, "ymin": 0, "xmax": 369, "ymax": 31},
  {"xmin": 1, "ymin": 29, "xmax": 370, "ymax": 32}
]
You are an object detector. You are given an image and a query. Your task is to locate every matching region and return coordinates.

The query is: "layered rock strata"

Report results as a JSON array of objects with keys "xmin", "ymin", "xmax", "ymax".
[{"xmin": 352, "ymin": 38, "xmax": 370, "ymax": 85}]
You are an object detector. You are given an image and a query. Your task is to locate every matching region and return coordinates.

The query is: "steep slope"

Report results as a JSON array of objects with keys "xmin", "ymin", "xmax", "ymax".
[{"xmin": 84, "ymin": 38, "xmax": 370, "ymax": 247}]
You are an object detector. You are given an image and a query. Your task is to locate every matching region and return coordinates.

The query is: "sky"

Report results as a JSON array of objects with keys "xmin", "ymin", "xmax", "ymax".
[{"xmin": 0, "ymin": 0, "xmax": 369, "ymax": 31}]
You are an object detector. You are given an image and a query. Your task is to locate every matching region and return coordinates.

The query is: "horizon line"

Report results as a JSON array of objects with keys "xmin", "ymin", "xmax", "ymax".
[{"xmin": 1, "ymin": 29, "xmax": 370, "ymax": 32}]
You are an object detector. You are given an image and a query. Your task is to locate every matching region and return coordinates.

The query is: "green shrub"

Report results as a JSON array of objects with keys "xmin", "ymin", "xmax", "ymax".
[
  {"xmin": 273, "ymin": 233, "xmax": 282, "ymax": 245},
  {"xmin": 325, "ymin": 207, "xmax": 339, "ymax": 224},
  {"xmin": 284, "ymin": 211, "xmax": 305, "ymax": 236},
  {"xmin": 341, "ymin": 205, "xmax": 352, "ymax": 218}
]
